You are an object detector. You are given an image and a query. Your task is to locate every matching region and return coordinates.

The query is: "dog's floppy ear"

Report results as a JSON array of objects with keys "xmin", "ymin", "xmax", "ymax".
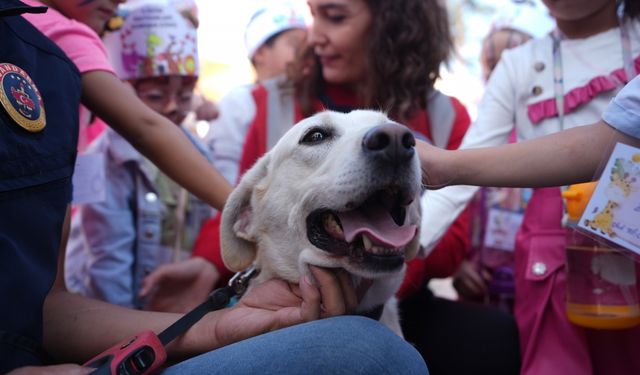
[{"xmin": 220, "ymin": 154, "xmax": 271, "ymax": 272}]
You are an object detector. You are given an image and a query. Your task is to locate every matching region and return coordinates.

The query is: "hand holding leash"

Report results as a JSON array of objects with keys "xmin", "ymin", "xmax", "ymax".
[{"xmin": 84, "ymin": 266, "xmax": 259, "ymax": 375}]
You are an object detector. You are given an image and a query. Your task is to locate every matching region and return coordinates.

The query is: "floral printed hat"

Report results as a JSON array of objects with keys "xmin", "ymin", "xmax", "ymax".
[{"xmin": 103, "ymin": 0, "xmax": 199, "ymax": 81}]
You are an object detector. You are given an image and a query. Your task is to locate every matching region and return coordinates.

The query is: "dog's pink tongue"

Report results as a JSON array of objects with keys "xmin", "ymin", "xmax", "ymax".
[{"xmin": 337, "ymin": 207, "xmax": 417, "ymax": 248}]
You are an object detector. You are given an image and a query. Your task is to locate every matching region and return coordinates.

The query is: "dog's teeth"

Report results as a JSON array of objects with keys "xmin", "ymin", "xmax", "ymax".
[
  {"xmin": 362, "ymin": 234, "xmax": 372, "ymax": 251},
  {"xmin": 324, "ymin": 213, "xmax": 343, "ymax": 238},
  {"xmin": 333, "ymin": 218, "xmax": 343, "ymax": 236},
  {"xmin": 361, "ymin": 235, "xmax": 405, "ymax": 256}
]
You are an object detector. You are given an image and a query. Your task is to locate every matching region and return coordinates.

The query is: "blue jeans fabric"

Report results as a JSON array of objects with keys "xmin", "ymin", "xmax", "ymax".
[{"xmin": 162, "ymin": 316, "xmax": 428, "ymax": 374}]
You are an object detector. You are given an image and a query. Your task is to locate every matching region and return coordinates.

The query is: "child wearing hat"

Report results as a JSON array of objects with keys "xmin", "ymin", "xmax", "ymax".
[
  {"xmin": 138, "ymin": 3, "xmax": 310, "ymax": 310},
  {"xmin": 245, "ymin": 2, "xmax": 308, "ymax": 83},
  {"xmin": 200, "ymin": 2, "xmax": 308, "ymax": 186},
  {"xmin": 65, "ymin": 1, "xmax": 214, "ymax": 310}
]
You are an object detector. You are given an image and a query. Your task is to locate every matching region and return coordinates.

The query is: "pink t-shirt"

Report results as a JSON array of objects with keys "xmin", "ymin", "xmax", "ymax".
[
  {"xmin": 21, "ymin": 0, "xmax": 114, "ymax": 150},
  {"xmin": 21, "ymin": 0, "xmax": 114, "ymax": 75}
]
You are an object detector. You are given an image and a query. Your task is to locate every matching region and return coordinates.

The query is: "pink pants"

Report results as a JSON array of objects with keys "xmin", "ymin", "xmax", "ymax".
[{"xmin": 514, "ymin": 188, "xmax": 640, "ymax": 375}]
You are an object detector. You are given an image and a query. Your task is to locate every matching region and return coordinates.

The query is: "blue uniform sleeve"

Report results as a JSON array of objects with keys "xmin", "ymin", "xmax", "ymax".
[{"xmin": 602, "ymin": 75, "xmax": 640, "ymax": 139}]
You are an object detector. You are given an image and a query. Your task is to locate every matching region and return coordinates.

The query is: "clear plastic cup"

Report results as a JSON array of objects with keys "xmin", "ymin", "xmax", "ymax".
[{"xmin": 563, "ymin": 183, "xmax": 640, "ymax": 329}]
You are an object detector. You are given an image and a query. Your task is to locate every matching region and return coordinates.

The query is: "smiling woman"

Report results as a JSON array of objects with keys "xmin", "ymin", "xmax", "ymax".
[
  {"xmin": 306, "ymin": 0, "xmax": 371, "ymax": 88},
  {"xmin": 293, "ymin": 0, "xmax": 453, "ymax": 122}
]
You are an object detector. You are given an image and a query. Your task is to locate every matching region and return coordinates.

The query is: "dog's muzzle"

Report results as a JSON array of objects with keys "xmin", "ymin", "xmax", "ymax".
[
  {"xmin": 306, "ymin": 187, "xmax": 417, "ymax": 272},
  {"xmin": 306, "ymin": 123, "xmax": 419, "ymax": 273},
  {"xmin": 307, "ymin": 190, "xmax": 417, "ymax": 272}
]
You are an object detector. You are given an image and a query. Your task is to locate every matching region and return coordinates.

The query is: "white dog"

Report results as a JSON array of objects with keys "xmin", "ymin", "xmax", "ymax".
[{"xmin": 220, "ymin": 110, "xmax": 422, "ymax": 336}]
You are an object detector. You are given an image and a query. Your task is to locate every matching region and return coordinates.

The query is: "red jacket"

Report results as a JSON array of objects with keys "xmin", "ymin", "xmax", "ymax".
[{"xmin": 193, "ymin": 82, "xmax": 472, "ymax": 298}]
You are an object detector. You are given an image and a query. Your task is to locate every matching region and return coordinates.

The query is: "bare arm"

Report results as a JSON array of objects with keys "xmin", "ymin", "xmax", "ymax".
[
  {"xmin": 80, "ymin": 71, "xmax": 232, "ymax": 211},
  {"xmin": 420, "ymin": 121, "xmax": 639, "ymax": 189},
  {"xmin": 44, "ymin": 206, "xmax": 186, "ymax": 362},
  {"xmin": 44, "ymin": 207, "xmax": 358, "ymax": 364}
]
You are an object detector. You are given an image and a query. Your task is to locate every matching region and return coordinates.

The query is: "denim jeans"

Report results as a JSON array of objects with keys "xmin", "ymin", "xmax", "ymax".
[{"xmin": 162, "ymin": 316, "xmax": 428, "ymax": 374}]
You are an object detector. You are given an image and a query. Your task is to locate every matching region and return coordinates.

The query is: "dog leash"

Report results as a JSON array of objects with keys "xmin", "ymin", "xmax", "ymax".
[
  {"xmin": 157, "ymin": 265, "xmax": 259, "ymax": 345},
  {"xmin": 85, "ymin": 265, "xmax": 259, "ymax": 375}
]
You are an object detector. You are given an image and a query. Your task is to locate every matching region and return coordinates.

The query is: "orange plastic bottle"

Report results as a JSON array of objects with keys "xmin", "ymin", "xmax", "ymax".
[{"xmin": 562, "ymin": 182, "xmax": 640, "ymax": 329}]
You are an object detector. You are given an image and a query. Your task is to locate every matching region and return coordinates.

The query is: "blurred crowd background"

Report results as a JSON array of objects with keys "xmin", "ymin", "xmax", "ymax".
[{"xmin": 196, "ymin": 0, "xmax": 549, "ymax": 126}]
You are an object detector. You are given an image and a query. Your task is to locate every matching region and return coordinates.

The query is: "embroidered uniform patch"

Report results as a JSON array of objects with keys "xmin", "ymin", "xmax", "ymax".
[{"xmin": 0, "ymin": 63, "xmax": 46, "ymax": 132}]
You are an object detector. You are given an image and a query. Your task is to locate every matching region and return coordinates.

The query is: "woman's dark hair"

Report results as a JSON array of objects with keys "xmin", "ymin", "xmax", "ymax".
[{"xmin": 289, "ymin": 0, "xmax": 453, "ymax": 122}]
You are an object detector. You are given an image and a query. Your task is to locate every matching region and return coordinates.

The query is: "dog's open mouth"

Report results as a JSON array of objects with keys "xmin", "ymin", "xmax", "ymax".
[{"xmin": 306, "ymin": 188, "xmax": 417, "ymax": 272}]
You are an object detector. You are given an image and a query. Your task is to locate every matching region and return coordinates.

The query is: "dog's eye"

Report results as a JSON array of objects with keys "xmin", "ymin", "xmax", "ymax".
[{"xmin": 300, "ymin": 127, "xmax": 331, "ymax": 144}]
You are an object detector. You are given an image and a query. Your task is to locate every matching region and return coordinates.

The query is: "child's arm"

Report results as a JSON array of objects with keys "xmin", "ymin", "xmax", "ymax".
[
  {"xmin": 419, "ymin": 120, "xmax": 639, "ymax": 189},
  {"xmin": 80, "ymin": 71, "xmax": 233, "ymax": 210}
]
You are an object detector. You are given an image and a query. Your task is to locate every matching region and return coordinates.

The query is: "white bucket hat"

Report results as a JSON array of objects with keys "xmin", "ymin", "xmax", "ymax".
[
  {"xmin": 103, "ymin": 0, "xmax": 199, "ymax": 81},
  {"xmin": 244, "ymin": 3, "xmax": 308, "ymax": 59}
]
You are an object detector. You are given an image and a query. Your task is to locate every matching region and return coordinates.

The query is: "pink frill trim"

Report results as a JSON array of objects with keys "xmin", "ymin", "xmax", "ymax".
[{"xmin": 527, "ymin": 56, "xmax": 640, "ymax": 124}]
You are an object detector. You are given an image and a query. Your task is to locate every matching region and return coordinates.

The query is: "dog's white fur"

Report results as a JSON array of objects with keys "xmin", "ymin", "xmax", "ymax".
[{"xmin": 220, "ymin": 110, "xmax": 422, "ymax": 336}]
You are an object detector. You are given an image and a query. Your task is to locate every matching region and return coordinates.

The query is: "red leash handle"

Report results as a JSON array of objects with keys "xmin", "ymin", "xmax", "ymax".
[
  {"xmin": 84, "ymin": 331, "xmax": 167, "ymax": 375},
  {"xmin": 83, "ymin": 265, "xmax": 259, "ymax": 375}
]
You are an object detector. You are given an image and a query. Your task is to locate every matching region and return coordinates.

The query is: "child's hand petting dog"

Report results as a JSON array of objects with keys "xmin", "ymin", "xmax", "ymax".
[{"xmin": 416, "ymin": 140, "xmax": 453, "ymax": 190}]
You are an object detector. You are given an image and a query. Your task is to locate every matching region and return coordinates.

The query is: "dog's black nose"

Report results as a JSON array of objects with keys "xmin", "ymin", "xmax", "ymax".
[{"xmin": 362, "ymin": 123, "xmax": 415, "ymax": 163}]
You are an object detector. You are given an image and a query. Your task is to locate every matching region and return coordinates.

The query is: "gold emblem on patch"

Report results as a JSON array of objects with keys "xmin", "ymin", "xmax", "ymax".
[{"xmin": 0, "ymin": 63, "xmax": 46, "ymax": 132}]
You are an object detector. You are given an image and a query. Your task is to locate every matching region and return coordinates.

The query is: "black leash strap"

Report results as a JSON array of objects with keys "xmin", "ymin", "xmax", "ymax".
[
  {"xmin": 157, "ymin": 265, "xmax": 259, "ymax": 346},
  {"xmin": 157, "ymin": 286, "xmax": 233, "ymax": 346}
]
